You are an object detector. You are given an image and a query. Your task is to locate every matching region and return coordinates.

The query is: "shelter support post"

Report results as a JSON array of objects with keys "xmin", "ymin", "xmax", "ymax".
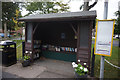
[
  {"xmin": 77, "ymin": 21, "xmax": 92, "ymax": 72},
  {"xmin": 90, "ymin": 47, "xmax": 95, "ymax": 77}
]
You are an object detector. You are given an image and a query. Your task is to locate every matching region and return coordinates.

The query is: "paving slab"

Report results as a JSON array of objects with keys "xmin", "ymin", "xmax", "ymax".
[
  {"xmin": 3, "ymin": 62, "xmax": 46, "ymax": 78},
  {"xmin": 34, "ymin": 58, "xmax": 75, "ymax": 78},
  {"xmin": 2, "ymin": 58, "xmax": 75, "ymax": 78},
  {"xmin": 37, "ymin": 71, "xmax": 71, "ymax": 78},
  {"xmin": 2, "ymin": 71, "xmax": 19, "ymax": 78}
]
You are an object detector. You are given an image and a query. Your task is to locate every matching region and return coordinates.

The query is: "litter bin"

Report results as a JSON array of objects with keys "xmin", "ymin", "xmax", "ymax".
[{"xmin": 0, "ymin": 41, "xmax": 17, "ymax": 67}]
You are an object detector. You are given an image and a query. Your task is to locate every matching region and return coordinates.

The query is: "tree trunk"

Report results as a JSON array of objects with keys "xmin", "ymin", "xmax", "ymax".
[
  {"xmin": 4, "ymin": 22, "xmax": 7, "ymax": 40},
  {"xmin": 83, "ymin": 0, "xmax": 98, "ymax": 11},
  {"xmin": 82, "ymin": 1, "xmax": 98, "ymax": 77},
  {"xmin": 83, "ymin": 1, "xmax": 98, "ymax": 39},
  {"xmin": 83, "ymin": 2, "xmax": 89, "ymax": 11}
]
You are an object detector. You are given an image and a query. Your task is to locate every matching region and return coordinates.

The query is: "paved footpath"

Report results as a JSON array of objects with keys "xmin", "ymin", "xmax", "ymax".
[
  {"xmin": 2, "ymin": 71, "xmax": 19, "ymax": 78},
  {"xmin": 2, "ymin": 58, "xmax": 75, "ymax": 78}
]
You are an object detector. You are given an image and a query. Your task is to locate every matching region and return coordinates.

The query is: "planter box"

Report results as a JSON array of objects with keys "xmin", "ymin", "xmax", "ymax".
[
  {"xmin": 75, "ymin": 72, "xmax": 87, "ymax": 78},
  {"xmin": 22, "ymin": 60, "xmax": 30, "ymax": 67}
]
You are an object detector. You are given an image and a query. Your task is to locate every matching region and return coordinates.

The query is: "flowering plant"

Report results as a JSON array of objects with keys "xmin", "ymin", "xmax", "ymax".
[{"xmin": 72, "ymin": 60, "xmax": 88, "ymax": 76}]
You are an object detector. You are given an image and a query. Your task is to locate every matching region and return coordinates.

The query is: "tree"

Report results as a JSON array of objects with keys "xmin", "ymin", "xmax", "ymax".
[
  {"xmin": 82, "ymin": 0, "xmax": 98, "ymax": 11},
  {"xmin": 115, "ymin": 11, "xmax": 120, "ymax": 47},
  {"xmin": 80, "ymin": 0, "xmax": 98, "ymax": 37},
  {"xmin": 66, "ymin": 0, "xmax": 98, "ymax": 11},
  {"xmin": 12, "ymin": 9, "xmax": 23, "ymax": 30},
  {"xmin": 115, "ymin": 11, "xmax": 120, "ymax": 36},
  {"xmin": 23, "ymin": 1, "xmax": 69, "ymax": 16},
  {"xmin": 2, "ymin": 2, "xmax": 21, "ymax": 31}
]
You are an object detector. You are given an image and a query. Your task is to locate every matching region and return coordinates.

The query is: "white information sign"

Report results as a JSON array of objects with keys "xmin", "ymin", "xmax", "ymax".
[{"xmin": 94, "ymin": 20, "xmax": 115, "ymax": 56}]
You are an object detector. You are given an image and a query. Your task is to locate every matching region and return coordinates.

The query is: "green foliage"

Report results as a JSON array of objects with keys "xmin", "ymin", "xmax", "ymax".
[
  {"xmin": 2, "ymin": 2, "xmax": 19, "ymax": 22},
  {"xmin": 7, "ymin": 20, "xmax": 15, "ymax": 30},
  {"xmin": 13, "ymin": 40, "xmax": 24, "ymax": 60},
  {"xmin": 12, "ymin": 9, "xmax": 21, "ymax": 30},
  {"xmin": 91, "ymin": 44, "xmax": 119, "ymax": 78},
  {"xmin": 115, "ymin": 11, "xmax": 120, "ymax": 35},
  {"xmin": 72, "ymin": 62, "xmax": 88, "ymax": 76},
  {"xmin": 114, "ymin": 24, "xmax": 119, "ymax": 34},
  {"xmin": 23, "ymin": 1, "xmax": 69, "ymax": 16},
  {"xmin": 75, "ymin": 64, "xmax": 88, "ymax": 76},
  {"xmin": 23, "ymin": 55, "xmax": 30, "ymax": 61},
  {"xmin": 18, "ymin": 33, "xmax": 22, "ymax": 36},
  {"xmin": 2, "ymin": 2, "xmax": 22, "ymax": 30}
]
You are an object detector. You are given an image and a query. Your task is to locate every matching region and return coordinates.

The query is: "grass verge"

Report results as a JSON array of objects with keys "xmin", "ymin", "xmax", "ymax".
[{"xmin": 91, "ymin": 44, "xmax": 120, "ymax": 78}]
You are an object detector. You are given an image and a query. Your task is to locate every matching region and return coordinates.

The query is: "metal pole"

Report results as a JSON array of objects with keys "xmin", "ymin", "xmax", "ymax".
[
  {"xmin": 100, "ymin": 0, "xmax": 108, "ymax": 79},
  {"xmin": 100, "ymin": 56, "xmax": 105, "ymax": 79},
  {"xmin": 103, "ymin": 1, "xmax": 108, "ymax": 19}
]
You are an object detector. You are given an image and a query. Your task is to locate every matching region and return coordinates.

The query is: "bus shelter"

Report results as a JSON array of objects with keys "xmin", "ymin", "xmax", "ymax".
[{"xmin": 18, "ymin": 11, "xmax": 97, "ymax": 71}]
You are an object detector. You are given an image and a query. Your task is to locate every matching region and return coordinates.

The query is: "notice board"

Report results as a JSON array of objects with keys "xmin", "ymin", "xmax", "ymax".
[{"xmin": 94, "ymin": 20, "xmax": 115, "ymax": 56}]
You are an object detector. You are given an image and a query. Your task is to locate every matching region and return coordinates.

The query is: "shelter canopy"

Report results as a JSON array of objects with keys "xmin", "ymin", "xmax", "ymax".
[{"xmin": 18, "ymin": 11, "xmax": 96, "ymax": 22}]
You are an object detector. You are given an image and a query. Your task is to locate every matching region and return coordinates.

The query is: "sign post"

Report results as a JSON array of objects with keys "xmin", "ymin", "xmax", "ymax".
[
  {"xmin": 95, "ymin": 20, "xmax": 115, "ymax": 56},
  {"xmin": 100, "ymin": 0, "xmax": 108, "ymax": 79},
  {"xmin": 94, "ymin": 20, "xmax": 115, "ymax": 79},
  {"xmin": 101, "ymin": 1, "xmax": 108, "ymax": 79}
]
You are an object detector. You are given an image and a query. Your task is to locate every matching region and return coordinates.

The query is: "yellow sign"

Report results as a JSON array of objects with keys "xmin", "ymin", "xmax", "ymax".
[{"xmin": 94, "ymin": 20, "xmax": 115, "ymax": 57}]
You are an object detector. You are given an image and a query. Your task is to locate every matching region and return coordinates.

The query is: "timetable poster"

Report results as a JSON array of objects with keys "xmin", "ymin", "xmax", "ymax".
[{"xmin": 94, "ymin": 20, "xmax": 115, "ymax": 56}]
